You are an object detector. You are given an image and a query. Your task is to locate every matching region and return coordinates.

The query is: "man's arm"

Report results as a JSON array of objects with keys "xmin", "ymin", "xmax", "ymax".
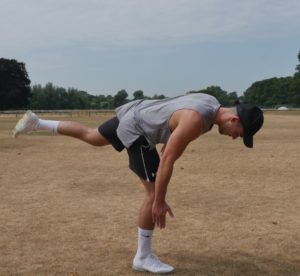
[{"xmin": 152, "ymin": 110, "xmax": 204, "ymax": 229}]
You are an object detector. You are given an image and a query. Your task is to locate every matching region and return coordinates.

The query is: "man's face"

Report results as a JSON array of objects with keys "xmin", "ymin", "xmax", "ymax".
[{"xmin": 219, "ymin": 118, "xmax": 244, "ymax": 140}]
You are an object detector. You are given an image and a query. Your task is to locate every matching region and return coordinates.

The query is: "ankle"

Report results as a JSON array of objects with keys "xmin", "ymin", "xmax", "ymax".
[
  {"xmin": 135, "ymin": 228, "xmax": 153, "ymax": 259},
  {"xmin": 134, "ymin": 251, "xmax": 152, "ymax": 260}
]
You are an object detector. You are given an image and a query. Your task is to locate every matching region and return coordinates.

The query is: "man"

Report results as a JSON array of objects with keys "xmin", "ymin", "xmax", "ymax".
[{"xmin": 13, "ymin": 93, "xmax": 264, "ymax": 274}]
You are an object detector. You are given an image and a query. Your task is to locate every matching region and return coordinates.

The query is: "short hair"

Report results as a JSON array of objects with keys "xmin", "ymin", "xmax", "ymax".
[{"xmin": 230, "ymin": 107, "xmax": 243, "ymax": 128}]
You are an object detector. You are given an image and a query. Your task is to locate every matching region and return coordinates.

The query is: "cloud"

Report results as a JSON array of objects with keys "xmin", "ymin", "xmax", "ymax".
[{"xmin": 1, "ymin": 0, "xmax": 300, "ymax": 53}]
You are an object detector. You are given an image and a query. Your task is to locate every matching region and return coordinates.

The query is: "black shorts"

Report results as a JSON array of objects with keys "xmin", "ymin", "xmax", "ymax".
[
  {"xmin": 98, "ymin": 117, "xmax": 160, "ymax": 182},
  {"xmin": 98, "ymin": 117, "xmax": 125, "ymax": 152}
]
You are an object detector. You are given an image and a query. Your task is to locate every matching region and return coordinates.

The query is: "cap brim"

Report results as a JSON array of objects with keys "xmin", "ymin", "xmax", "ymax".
[{"xmin": 243, "ymin": 134, "xmax": 253, "ymax": 148}]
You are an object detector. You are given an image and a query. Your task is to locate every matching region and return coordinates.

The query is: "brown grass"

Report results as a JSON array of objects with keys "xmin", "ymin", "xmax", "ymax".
[{"xmin": 0, "ymin": 112, "xmax": 300, "ymax": 275}]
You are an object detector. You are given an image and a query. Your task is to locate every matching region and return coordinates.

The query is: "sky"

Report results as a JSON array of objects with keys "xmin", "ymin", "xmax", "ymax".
[{"xmin": 1, "ymin": 0, "xmax": 300, "ymax": 98}]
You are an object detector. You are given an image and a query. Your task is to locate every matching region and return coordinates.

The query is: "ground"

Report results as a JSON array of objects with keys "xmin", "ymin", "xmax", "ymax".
[{"xmin": 0, "ymin": 111, "xmax": 300, "ymax": 276}]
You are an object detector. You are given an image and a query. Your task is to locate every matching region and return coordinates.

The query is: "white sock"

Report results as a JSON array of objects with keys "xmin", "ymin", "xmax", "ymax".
[
  {"xmin": 36, "ymin": 119, "xmax": 60, "ymax": 134},
  {"xmin": 136, "ymin": 228, "xmax": 153, "ymax": 259}
]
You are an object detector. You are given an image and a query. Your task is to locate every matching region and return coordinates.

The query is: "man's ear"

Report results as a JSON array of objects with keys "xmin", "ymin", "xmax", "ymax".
[{"xmin": 230, "ymin": 115, "xmax": 239, "ymax": 123}]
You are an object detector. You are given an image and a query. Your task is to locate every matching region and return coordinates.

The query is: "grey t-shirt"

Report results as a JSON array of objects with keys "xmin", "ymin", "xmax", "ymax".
[{"xmin": 115, "ymin": 93, "xmax": 221, "ymax": 148}]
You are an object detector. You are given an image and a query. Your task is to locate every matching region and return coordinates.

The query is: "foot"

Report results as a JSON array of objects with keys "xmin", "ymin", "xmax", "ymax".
[
  {"xmin": 12, "ymin": 110, "xmax": 39, "ymax": 138},
  {"xmin": 133, "ymin": 254, "xmax": 175, "ymax": 274}
]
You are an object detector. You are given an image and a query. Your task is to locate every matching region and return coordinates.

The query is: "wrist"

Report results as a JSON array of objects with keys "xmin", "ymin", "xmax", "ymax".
[{"xmin": 154, "ymin": 198, "xmax": 165, "ymax": 205}]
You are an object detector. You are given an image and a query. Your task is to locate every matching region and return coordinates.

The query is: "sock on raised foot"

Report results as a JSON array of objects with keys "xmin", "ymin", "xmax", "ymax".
[{"xmin": 36, "ymin": 119, "xmax": 60, "ymax": 134}]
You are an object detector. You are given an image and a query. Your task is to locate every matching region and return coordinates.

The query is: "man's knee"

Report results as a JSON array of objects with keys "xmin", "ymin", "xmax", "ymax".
[
  {"xmin": 83, "ymin": 128, "xmax": 109, "ymax": 146},
  {"xmin": 144, "ymin": 190, "xmax": 155, "ymax": 205}
]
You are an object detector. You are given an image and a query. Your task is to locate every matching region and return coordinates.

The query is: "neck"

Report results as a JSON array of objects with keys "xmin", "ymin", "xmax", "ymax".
[{"xmin": 214, "ymin": 107, "xmax": 231, "ymax": 125}]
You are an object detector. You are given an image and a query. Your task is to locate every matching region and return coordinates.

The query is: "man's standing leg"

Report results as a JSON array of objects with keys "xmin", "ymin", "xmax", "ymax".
[{"xmin": 132, "ymin": 179, "xmax": 174, "ymax": 274}]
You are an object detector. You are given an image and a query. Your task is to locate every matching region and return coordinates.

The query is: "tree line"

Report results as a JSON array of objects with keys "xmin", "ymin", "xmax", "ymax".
[
  {"xmin": 242, "ymin": 51, "xmax": 300, "ymax": 107},
  {"xmin": 0, "ymin": 51, "xmax": 299, "ymax": 110},
  {"xmin": 30, "ymin": 84, "xmax": 166, "ymax": 110}
]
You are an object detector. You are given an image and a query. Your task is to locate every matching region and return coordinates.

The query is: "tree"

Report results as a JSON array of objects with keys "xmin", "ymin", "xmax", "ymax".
[
  {"xmin": 30, "ymin": 84, "xmax": 47, "ymax": 109},
  {"xmin": 0, "ymin": 58, "xmax": 31, "ymax": 110},
  {"xmin": 113, "ymin": 89, "xmax": 128, "ymax": 107},
  {"xmin": 30, "ymin": 83, "xmax": 93, "ymax": 109},
  {"xmin": 243, "ymin": 77, "xmax": 293, "ymax": 107},
  {"xmin": 290, "ymin": 50, "xmax": 300, "ymax": 105},
  {"xmin": 152, "ymin": 94, "xmax": 166, "ymax": 100},
  {"xmin": 296, "ymin": 51, "xmax": 300, "ymax": 73},
  {"xmin": 242, "ymin": 51, "xmax": 300, "ymax": 107},
  {"xmin": 188, "ymin": 86, "xmax": 237, "ymax": 106},
  {"xmin": 133, "ymin": 90, "xmax": 145, "ymax": 100}
]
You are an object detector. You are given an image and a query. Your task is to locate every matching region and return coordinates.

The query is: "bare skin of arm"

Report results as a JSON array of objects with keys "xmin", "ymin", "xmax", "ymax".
[{"xmin": 152, "ymin": 109, "xmax": 205, "ymax": 229}]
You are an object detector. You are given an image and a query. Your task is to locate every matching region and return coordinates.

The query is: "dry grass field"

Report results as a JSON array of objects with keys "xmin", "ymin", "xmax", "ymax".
[{"xmin": 0, "ymin": 111, "xmax": 300, "ymax": 276}]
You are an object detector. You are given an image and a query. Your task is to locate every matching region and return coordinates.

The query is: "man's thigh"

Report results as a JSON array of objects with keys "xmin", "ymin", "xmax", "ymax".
[{"xmin": 127, "ymin": 136, "xmax": 160, "ymax": 182}]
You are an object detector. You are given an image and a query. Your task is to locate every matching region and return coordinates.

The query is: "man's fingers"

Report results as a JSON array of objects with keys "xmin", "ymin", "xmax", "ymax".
[
  {"xmin": 167, "ymin": 207, "xmax": 174, "ymax": 218},
  {"xmin": 153, "ymin": 214, "xmax": 161, "ymax": 227},
  {"xmin": 152, "ymin": 214, "xmax": 164, "ymax": 229},
  {"xmin": 157, "ymin": 216, "xmax": 165, "ymax": 229},
  {"xmin": 161, "ymin": 218, "xmax": 165, "ymax": 229},
  {"xmin": 152, "ymin": 203, "xmax": 174, "ymax": 228}
]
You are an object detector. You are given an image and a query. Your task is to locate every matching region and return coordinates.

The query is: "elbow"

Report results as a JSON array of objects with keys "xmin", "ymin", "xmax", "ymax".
[{"xmin": 160, "ymin": 154, "xmax": 176, "ymax": 168}]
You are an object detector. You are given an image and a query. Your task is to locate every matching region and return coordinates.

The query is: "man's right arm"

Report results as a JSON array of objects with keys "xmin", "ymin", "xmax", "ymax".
[{"xmin": 152, "ymin": 110, "xmax": 205, "ymax": 228}]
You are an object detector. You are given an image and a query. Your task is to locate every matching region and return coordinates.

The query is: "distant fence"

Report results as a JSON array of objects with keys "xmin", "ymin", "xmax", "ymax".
[
  {"xmin": 0, "ymin": 110, "xmax": 116, "ymax": 118},
  {"xmin": 263, "ymin": 108, "xmax": 300, "ymax": 112},
  {"xmin": 0, "ymin": 108, "xmax": 299, "ymax": 118}
]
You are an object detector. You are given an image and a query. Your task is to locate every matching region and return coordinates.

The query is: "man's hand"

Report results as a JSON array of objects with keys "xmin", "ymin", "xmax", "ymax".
[{"xmin": 152, "ymin": 201, "xmax": 174, "ymax": 229}]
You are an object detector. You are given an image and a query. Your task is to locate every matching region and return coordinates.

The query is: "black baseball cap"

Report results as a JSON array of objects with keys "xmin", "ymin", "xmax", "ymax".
[{"xmin": 236, "ymin": 101, "xmax": 264, "ymax": 148}]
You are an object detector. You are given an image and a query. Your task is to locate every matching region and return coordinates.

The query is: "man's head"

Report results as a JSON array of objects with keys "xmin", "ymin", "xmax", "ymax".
[{"xmin": 218, "ymin": 102, "xmax": 264, "ymax": 148}]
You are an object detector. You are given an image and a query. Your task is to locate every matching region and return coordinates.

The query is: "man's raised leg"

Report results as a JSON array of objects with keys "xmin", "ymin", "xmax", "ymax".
[{"xmin": 13, "ymin": 110, "xmax": 110, "ymax": 146}]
